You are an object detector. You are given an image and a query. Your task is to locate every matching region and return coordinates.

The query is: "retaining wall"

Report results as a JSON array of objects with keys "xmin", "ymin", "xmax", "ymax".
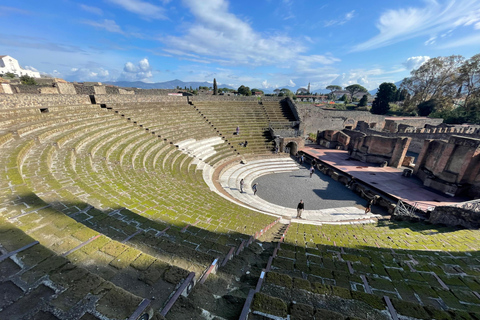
[{"xmin": 0, "ymin": 94, "xmax": 91, "ymax": 109}]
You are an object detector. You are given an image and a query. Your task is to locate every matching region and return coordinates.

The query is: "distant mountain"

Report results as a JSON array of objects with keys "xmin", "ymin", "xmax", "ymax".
[
  {"xmin": 104, "ymin": 79, "xmax": 235, "ymax": 90},
  {"xmin": 368, "ymin": 80, "xmax": 403, "ymax": 96}
]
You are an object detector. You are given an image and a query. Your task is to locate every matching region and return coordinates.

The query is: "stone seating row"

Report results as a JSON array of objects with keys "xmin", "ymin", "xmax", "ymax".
[
  {"xmin": 248, "ymin": 220, "xmax": 480, "ymax": 319},
  {"xmin": 218, "ymin": 158, "xmax": 379, "ymax": 223},
  {"xmin": 0, "ymin": 219, "xmax": 163, "ymax": 320}
]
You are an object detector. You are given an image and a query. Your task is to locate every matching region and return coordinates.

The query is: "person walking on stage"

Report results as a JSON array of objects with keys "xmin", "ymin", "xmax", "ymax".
[
  {"xmin": 252, "ymin": 183, "xmax": 258, "ymax": 195},
  {"xmin": 297, "ymin": 200, "xmax": 304, "ymax": 219},
  {"xmin": 309, "ymin": 166, "xmax": 315, "ymax": 178},
  {"xmin": 239, "ymin": 179, "xmax": 244, "ymax": 193}
]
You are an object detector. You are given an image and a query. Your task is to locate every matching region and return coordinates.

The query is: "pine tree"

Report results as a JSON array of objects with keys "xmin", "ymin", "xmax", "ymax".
[{"xmin": 213, "ymin": 78, "xmax": 218, "ymax": 95}]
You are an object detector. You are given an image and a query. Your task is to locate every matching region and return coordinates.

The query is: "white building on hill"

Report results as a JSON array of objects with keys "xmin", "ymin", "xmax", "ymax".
[{"xmin": 0, "ymin": 55, "xmax": 40, "ymax": 78}]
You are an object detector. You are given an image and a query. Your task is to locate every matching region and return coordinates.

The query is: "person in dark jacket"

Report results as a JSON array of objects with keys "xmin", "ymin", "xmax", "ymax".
[{"xmin": 297, "ymin": 200, "xmax": 304, "ymax": 218}]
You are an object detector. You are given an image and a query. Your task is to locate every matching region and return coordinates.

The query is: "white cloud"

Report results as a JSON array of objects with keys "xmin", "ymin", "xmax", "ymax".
[
  {"xmin": 438, "ymin": 33, "xmax": 480, "ymax": 48},
  {"xmin": 262, "ymin": 80, "xmax": 271, "ymax": 89},
  {"xmin": 83, "ymin": 19, "xmax": 124, "ymax": 34},
  {"xmin": 324, "ymin": 10, "xmax": 355, "ymax": 27},
  {"xmin": 24, "ymin": 66, "xmax": 38, "ymax": 72},
  {"xmin": 161, "ymin": 0, "xmax": 338, "ymax": 69},
  {"xmin": 121, "ymin": 58, "xmax": 153, "ymax": 81},
  {"xmin": 288, "ymin": 79, "xmax": 296, "ymax": 87},
  {"xmin": 67, "ymin": 67, "xmax": 111, "ymax": 81},
  {"xmin": 106, "ymin": 0, "xmax": 167, "ymax": 20},
  {"xmin": 80, "ymin": 4, "xmax": 103, "ymax": 15},
  {"xmin": 424, "ymin": 36, "xmax": 436, "ymax": 45},
  {"xmin": 352, "ymin": 0, "xmax": 480, "ymax": 51},
  {"xmin": 403, "ymin": 56, "xmax": 430, "ymax": 70}
]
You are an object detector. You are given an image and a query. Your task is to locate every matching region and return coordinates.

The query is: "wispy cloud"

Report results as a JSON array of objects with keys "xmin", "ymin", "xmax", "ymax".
[
  {"xmin": 352, "ymin": 0, "xmax": 480, "ymax": 51},
  {"xmin": 83, "ymin": 19, "xmax": 125, "ymax": 34},
  {"xmin": 324, "ymin": 10, "xmax": 355, "ymax": 27},
  {"xmin": 162, "ymin": 0, "xmax": 338, "ymax": 68},
  {"xmin": 106, "ymin": 0, "xmax": 167, "ymax": 20},
  {"xmin": 0, "ymin": 6, "xmax": 32, "ymax": 16},
  {"xmin": 80, "ymin": 4, "xmax": 103, "ymax": 16}
]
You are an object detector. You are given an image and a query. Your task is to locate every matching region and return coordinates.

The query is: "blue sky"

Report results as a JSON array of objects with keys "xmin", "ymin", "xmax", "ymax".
[{"xmin": 1, "ymin": 0, "xmax": 480, "ymax": 91}]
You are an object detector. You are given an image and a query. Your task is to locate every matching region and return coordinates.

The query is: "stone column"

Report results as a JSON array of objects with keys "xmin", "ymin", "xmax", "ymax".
[
  {"xmin": 413, "ymin": 139, "xmax": 432, "ymax": 175},
  {"xmin": 389, "ymin": 137, "xmax": 411, "ymax": 168}
]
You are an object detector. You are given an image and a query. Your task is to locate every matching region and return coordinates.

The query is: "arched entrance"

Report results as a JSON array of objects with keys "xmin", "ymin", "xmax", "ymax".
[{"xmin": 285, "ymin": 141, "xmax": 298, "ymax": 155}]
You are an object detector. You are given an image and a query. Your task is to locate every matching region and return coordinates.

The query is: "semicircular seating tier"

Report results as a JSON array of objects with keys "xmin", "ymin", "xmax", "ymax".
[{"xmin": 218, "ymin": 158, "xmax": 380, "ymax": 224}]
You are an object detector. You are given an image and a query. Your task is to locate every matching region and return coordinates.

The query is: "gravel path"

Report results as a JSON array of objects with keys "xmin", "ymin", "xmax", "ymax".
[{"xmin": 252, "ymin": 163, "xmax": 368, "ymax": 210}]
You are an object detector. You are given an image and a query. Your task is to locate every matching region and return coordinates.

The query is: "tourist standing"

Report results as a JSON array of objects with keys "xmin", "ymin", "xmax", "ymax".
[
  {"xmin": 312, "ymin": 158, "xmax": 317, "ymax": 167},
  {"xmin": 244, "ymin": 140, "xmax": 248, "ymax": 147},
  {"xmin": 240, "ymin": 179, "xmax": 244, "ymax": 193},
  {"xmin": 252, "ymin": 183, "xmax": 258, "ymax": 195},
  {"xmin": 309, "ymin": 166, "xmax": 315, "ymax": 178},
  {"xmin": 236, "ymin": 126, "xmax": 240, "ymax": 135},
  {"xmin": 297, "ymin": 200, "xmax": 304, "ymax": 218},
  {"xmin": 300, "ymin": 154, "xmax": 304, "ymax": 164}
]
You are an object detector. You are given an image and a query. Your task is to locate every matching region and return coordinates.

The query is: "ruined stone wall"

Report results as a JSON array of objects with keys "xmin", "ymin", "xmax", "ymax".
[
  {"xmin": 105, "ymin": 86, "xmax": 120, "ymax": 94},
  {"xmin": 95, "ymin": 94, "xmax": 188, "ymax": 104},
  {"xmin": 189, "ymin": 95, "xmax": 260, "ymax": 102},
  {"xmin": 73, "ymin": 84, "xmax": 96, "ymax": 95},
  {"xmin": 39, "ymin": 87, "xmax": 59, "ymax": 94},
  {"xmin": 0, "ymin": 94, "xmax": 91, "ymax": 109},
  {"xmin": 384, "ymin": 118, "xmax": 443, "ymax": 132},
  {"xmin": 359, "ymin": 127, "xmax": 480, "ymax": 153},
  {"xmin": 429, "ymin": 206, "xmax": 480, "ymax": 228},
  {"xmin": 296, "ymin": 104, "xmax": 385, "ymax": 134},
  {"xmin": 10, "ymin": 85, "xmax": 54, "ymax": 94},
  {"xmin": 133, "ymin": 88, "xmax": 179, "ymax": 95},
  {"xmin": 56, "ymin": 83, "xmax": 76, "ymax": 95}
]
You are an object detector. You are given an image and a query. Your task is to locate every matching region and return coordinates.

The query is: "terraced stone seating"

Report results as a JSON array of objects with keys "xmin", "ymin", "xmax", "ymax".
[
  {"xmin": 250, "ymin": 221, "xmax": 480, "ymax": 319},
  {"xmin": 192, "ymin": 101, "xmax": 275, "ymax": 154},
  {"xmin": 0, "ymin": 102, "xmax": 278, "ymax": 318},
  {"xmin": 262, "ymin": 100, "xmax": 296, "ymax": 123},
  {"xmin": 219, "ymin": 158, "xmax": 379, "ymax": 223},
  {"xmin": 0, "ymin": 219, "xmax": 162, "ymax": 320}
]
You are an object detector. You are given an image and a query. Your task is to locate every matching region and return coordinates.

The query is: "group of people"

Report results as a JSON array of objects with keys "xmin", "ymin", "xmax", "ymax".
[{"xmin": 237, "ymin": 152, "xmax": 376, "ymax": 221}]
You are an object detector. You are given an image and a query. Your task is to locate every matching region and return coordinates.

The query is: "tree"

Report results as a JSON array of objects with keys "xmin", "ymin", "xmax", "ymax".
[
  {"xmin": 279, "ymin": 88, "xmax": 294, "ymax": 97},
  {"xmin": 458, "ymin": 53, "xmax": 480, "ymax": 110},
  {"xmin": 4, "ymin": 72, "xmax": 15, "ymax": 79},
  {"xmin": 326, "ymin": 85, "xmax": 342, "ymax": 93},
  {"xmin": 371, "ymin": 82, "xmax": 397, "ymax": 115},
  {"xmin": 251, "ymin": 88, "xmax": 264, "ymax": 94},
  {"xmin": 345, "ymin": 84, "xmax": 368, "ymax": 100},
  {"xmin": 339, "ymin": 94, "xmax": 349, "ymax": 102},
  {"xmin": 213, "ymin": 78, "xmax": 218, "ymax": 95},
  {"xmin": 237, "ymin": 85, "xmax": 252, "ymax": 96},
  {"xmin": 401, "ymin": 55, "xmax": 464, "ymax": 108},
  {"xmin": 417, "ymin": 99, "xmax": 439, "ymax": 116},
  {"xmin": 20, "ymin": 75, "xmax": 37, "ymax": 85},
  {"xmin": 358, "ymin": 94, "xmax": 368, "ymax": 107}
]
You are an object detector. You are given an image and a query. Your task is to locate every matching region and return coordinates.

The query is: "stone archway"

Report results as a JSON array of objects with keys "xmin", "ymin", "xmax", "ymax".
[
  {"xmin": 285, "ymin": 141, "xmax": 298, "ymax": 155},
  {"xmin": 344, "ymin": 118, "xmax": 355, "ymax": 130}
]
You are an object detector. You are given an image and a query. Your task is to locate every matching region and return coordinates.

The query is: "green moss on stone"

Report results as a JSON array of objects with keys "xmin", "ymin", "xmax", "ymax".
[
  {"xmin": 293, "ymin": 277, "xmax": 311, "ymax": 291},
  {"xmin": 332, "ymin": 285, "xmax": 352, "ymax": 299},
  {"xmin": 351, "ymin": 291, "xmax": 386, "ymax": 310},
  {"xmin": 290, "ymin": 302, "xmax": 314, "ymax": 320},
  {"xmin": 391, "ymin": 298, "xmax": 430, "ymax": 319},
  {"xmin": 314, "ymin": 307, "xmax": 345, "ymax": 320},
  {"xmin": 266, "ymin": 271, "xmax": 293, "ymax": 289},
  {"xmin": 252, "ymin": 292, "xmax": 288, "ymax": 317}
]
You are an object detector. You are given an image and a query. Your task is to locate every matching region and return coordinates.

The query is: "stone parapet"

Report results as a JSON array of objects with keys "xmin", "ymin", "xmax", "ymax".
[{"xmin": 0, "ymin": 94, "xmax": 91, "ymax": 109}]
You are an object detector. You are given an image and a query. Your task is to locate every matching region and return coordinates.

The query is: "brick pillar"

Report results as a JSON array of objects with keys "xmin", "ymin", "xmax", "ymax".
[
  {"xmin": 413, "ymin": 139, "xmax": 432, "ymax": 175},
  {"xmin": 389, "ymin": 137, "xmax": 411, "ymax": 168}
]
